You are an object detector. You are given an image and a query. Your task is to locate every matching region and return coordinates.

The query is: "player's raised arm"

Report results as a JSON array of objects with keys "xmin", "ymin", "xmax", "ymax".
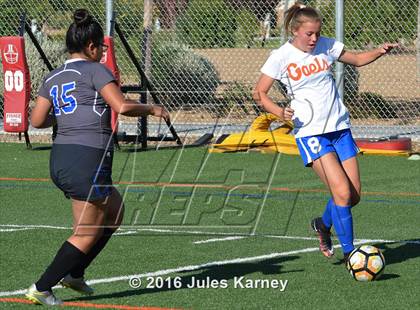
[{"xmin": 338, "ymin": 43, "xmax": 399, "ymax": 67}]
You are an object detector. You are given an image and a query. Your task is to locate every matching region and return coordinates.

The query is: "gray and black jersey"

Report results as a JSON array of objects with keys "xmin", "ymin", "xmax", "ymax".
[{"xmin": 38, "ymin": 59, "xmax": 115, "ymax": 149}]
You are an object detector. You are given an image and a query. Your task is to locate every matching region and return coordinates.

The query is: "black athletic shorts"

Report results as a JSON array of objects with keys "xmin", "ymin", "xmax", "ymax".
[{"xmin": 50, "ymin": 144, "xmax": 113, "ymax": 202}]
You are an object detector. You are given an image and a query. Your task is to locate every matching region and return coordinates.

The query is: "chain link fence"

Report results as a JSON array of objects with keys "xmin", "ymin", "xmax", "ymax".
[{"xmin": 1, "ymin": 0, "xmax": 419, "ymax": 141}]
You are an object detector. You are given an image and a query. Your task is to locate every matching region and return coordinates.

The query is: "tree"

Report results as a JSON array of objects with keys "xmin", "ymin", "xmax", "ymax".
[
  {"xmin": 176, "ymin": 0, "xmax": 236, "ymax": 48},
  {"xmin": 417, "ymin": 1, "xmax": 419, "ymax": 83},
  {"xmin": 155, "ymin": 0, "xmax": 188, "ymax": 29},
  {"xmin": 226, "ymin": 0, "xmax": 278, "ymax": 21}
]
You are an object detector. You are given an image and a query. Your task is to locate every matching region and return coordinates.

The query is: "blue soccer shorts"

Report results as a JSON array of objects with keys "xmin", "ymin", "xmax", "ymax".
[{"xmin": 296, "ymin": 129, "xmax": 359, "ymax": 167}]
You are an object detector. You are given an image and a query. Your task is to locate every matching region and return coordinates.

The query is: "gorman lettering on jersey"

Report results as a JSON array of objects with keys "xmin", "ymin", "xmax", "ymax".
[{"xmin": 287, "ymin": 57, "xmax": 330, "ymax": 81}]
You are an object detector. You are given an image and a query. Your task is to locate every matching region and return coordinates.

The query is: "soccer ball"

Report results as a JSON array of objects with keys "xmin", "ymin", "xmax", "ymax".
[{"xmin": 346, "ymin": 245, "xmax": 385, "ymax": 281}]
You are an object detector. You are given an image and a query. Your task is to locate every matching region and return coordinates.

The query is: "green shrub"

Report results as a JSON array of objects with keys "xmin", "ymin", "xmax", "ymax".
[
  {"xmin": 343, "ymin": 64, "xmax": 360, "ymax": 119},
  {"xmin": 356, "ymin": 92, "xmax": 398, "ymax": 119},
  {"xmin": 0, "ymin": 0, "xmax": 54, "ymax": 36},
  {"xmin": 24, "ymin": 34, "xmax": 67, "ymax": 101},
  {"xmin": 343, "ymin": 64, "xmax": 359, "ymax": 104},
  {"xmin": 218, "ymin": 81, "xmax": 256, "ymax": 117},
  {"xmin": 234, "ymin": 9, "xmax": 259, "ymax": 48},
  {"xmin": 0, "ymin": 5, "xmax": 20, "ymax": 37},
  {"xmin": 115, "ymin": 0, "xmax": 144, "ymax": 39},
  {"xmin": 151, "ymin": 41, "xmax": 220, "ymax": 110},
  {"xmin": 317, "ymin": 0, "xmax": 417, "ymax": 49},
  {"xmin": 176, "ymin": 0, "xmax": 236, "ymax": 48}
]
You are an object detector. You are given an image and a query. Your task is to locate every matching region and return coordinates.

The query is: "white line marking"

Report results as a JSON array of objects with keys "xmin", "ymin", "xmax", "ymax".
[
  {"xmin": 1, "ymin": 225, "xmax": 419, "ymax": 246},
  {"xmin": 265, "ymin": 234, "xmax": 318, "ymax": 241},
  {"xmin": 0, "ymin": 289, "xmax": 28, "ymax": 297},
  {"xmin": 1, "ymin": 238, "xmax": 418, "ymax": 297},
  {"xmin": 114, "ymin": 230, "xmax": 138, "ymax": 236},
  {"xmin": 86, "ymin": 246, "xmax": 322, "ymax": 286},
  {"xmin": 0, "ymin": 224, "xmax": 70, "ymax": 230},
  {"xmin": 0, "ymin": 228, "xmax": 34, "ymax": 232},
  {"xmin": 134, "ymin": 228, "xmax": 321, "ymax": 241},
  {"xmin": 45, "ymin": 68, "xmax": 81, "ymax": 83},
  {"xmin": 0, "ymin": 246, "xmax": 322, "ymax": 297},
  {"xmin": 193, "ymin": 236, "xmax": 246, "ymax": 244}
]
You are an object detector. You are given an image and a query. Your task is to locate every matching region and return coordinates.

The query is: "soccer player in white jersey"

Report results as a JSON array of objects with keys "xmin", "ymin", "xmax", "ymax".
[
  {"xmin": 253, "ymin": 1, "xmax": 397, "ymax": 263},
  {"xmin": 26, "ymin": 9, "xmax": 169, "ymax": 306}
]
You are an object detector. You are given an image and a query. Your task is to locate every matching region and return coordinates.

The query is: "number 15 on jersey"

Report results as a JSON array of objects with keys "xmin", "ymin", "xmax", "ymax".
[{"xmin": 50, "ymin": 81, "xmax": 78, "ymax": 115}]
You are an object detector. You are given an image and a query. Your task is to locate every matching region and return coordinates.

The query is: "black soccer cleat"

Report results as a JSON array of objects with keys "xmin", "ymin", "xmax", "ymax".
[
  {"xmin": 311, "ymin": 217, "xmax": 334, "ymax": 258},
  {"xmin": 343, "ymin": 251, "xmax": 351, "ymax": 264}
]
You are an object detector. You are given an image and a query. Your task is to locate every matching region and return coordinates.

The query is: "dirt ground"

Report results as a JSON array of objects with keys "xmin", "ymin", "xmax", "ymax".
[{"xmin": 195, "ymin": 49, "xmax": 420, "ymax": 99}]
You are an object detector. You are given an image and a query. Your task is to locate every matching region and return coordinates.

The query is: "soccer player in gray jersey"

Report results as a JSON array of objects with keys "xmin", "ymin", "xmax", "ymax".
[{"xmin": 26, "ymin": 9, "xmax": 169, "ymax": 306}]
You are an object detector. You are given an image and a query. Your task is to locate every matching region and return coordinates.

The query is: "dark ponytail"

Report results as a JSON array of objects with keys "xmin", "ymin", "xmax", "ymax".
[
  {"xmin": 284, "ymin": 1, "xmax": 322, "ymax": 36},
  {"xmin": 65, "ymin": 9, "xmax": 104, "ymax": 54}
]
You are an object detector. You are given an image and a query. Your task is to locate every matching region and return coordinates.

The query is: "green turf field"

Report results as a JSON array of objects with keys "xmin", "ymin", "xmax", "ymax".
[{"xmin": 0, "ymin": 143, "xmax": 419, "ymax": 309}]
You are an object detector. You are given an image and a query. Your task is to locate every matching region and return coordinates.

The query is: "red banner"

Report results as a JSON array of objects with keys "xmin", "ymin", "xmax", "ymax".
[
  {"xmin": 0, "ymin": 36, "xmax": 31, "ymax": 132},
  {"xmin": 100, "ymin": 36, "xmax": 120, "ymax": 132}
]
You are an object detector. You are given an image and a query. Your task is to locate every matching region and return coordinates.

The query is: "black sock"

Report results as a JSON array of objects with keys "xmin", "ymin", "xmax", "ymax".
[
  {"xmin": 70, "ymin": 228, "xmax": 115, "ymax": 278},
  {"xmin": 35, "ymin": 241, "xmax": 86, "ymax": 292}
]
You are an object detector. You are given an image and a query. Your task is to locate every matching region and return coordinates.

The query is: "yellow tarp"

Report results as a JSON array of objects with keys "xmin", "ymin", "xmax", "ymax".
[{"xmin": 209, "ymin": 114, "xmax": 410, "ymax": 157}]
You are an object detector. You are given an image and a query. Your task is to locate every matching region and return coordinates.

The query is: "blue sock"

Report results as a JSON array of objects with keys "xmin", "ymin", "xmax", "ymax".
[
  {"xmin": 321, "ymin": 198, "xmax": 334, "ymax": 229},
  {"xmin": 331, "ymin": 204, "xmax": 354, "ymax": 254}
]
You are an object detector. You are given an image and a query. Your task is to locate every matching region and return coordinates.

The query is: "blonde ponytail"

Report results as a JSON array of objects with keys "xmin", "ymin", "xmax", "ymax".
[{"xmin": 284, "ymin": 1, "xmax": 322, "ymax": 36}]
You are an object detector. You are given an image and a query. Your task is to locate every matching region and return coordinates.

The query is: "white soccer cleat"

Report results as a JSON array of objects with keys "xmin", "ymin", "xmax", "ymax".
[
  {"xmin": 61, "ymin": 274, "xmax": 94, "ymax": 295},
  {"xmin": 25, "ymin": 284, "xmax": 63, "ymax": 306}
]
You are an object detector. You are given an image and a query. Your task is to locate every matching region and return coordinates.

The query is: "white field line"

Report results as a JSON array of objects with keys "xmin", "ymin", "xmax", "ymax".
[
  {"xmin": 0, "ymin": 238, "xmax": 418, "ymax": 297},
  {"xmin": 2, "ymin": 224, "xmax": 420, "ymax": 245},
  {"xmin": 0, "ymin": 239, "xmax": 398, "ymax": 297},
  {"xmin": 0, "ymin": 224, "xmax": 315, "ymax": 241},
  {"xmin": 0, "ymin": 224, "xmax": 70, "ymax": 230},
  {"xmin": 0, "ymin": 245, "xmax": 324, "ymax": 297},
  {"xmin": 0, "ymin": 228, "xmax": 34, "ymax": 232},
  {"xmin": 114, "ymin": 230, "xmax": 139, "ymax": 236},
  {"xmin": 192, "ymin": 234, "xmax": 319, "ymax": 245},
  {"xmin": 193, "ymin": 236, "xmax": 246, "ymax": 244},
  {"xmin": 127, "ymin": 228, "xmax": 322, "ymax": 242}
]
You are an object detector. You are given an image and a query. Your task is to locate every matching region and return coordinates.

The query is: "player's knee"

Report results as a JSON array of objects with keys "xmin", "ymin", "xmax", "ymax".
[
  {"xmin": 332, "ymin": 188, "xmax": 352, "ymax": 206},
  {"xmin": 70, "ymin": 233, "xmax": 101, "ymax": 252}
]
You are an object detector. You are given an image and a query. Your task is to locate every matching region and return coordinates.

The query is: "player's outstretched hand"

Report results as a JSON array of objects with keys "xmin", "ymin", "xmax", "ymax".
[
  {"xmin": 282, "ymin": 107, "xmax": 294, "ymax": 121},
  {"xmin": 151, "ymin": 105, "xmax": 170, "ymax": 122},
  {"xmin": 378, "ymin": 43, "xmax": 399, "ymax": 55}
]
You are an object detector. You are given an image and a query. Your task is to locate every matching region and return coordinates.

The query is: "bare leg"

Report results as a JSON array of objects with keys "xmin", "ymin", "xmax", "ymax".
[
  {"xmin": 69, "ymin": 197, "xmax": 107, "ymax": 253},
  {"xmin": 311, "ymin": 153, "xmax": 360, "ymax": 206},
  {"xmin": 67, "ymin": 187, "xmax": 125, "ymax": 281},
  {"xmin": 311, "ymin": 152, "xmax": 359, "ymax": 256}
]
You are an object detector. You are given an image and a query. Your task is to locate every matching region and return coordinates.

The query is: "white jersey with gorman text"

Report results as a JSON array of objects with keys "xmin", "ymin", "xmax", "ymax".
[{"xmin": 261, "ymin": 36, "xmax": 350, "ymax": 138}]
